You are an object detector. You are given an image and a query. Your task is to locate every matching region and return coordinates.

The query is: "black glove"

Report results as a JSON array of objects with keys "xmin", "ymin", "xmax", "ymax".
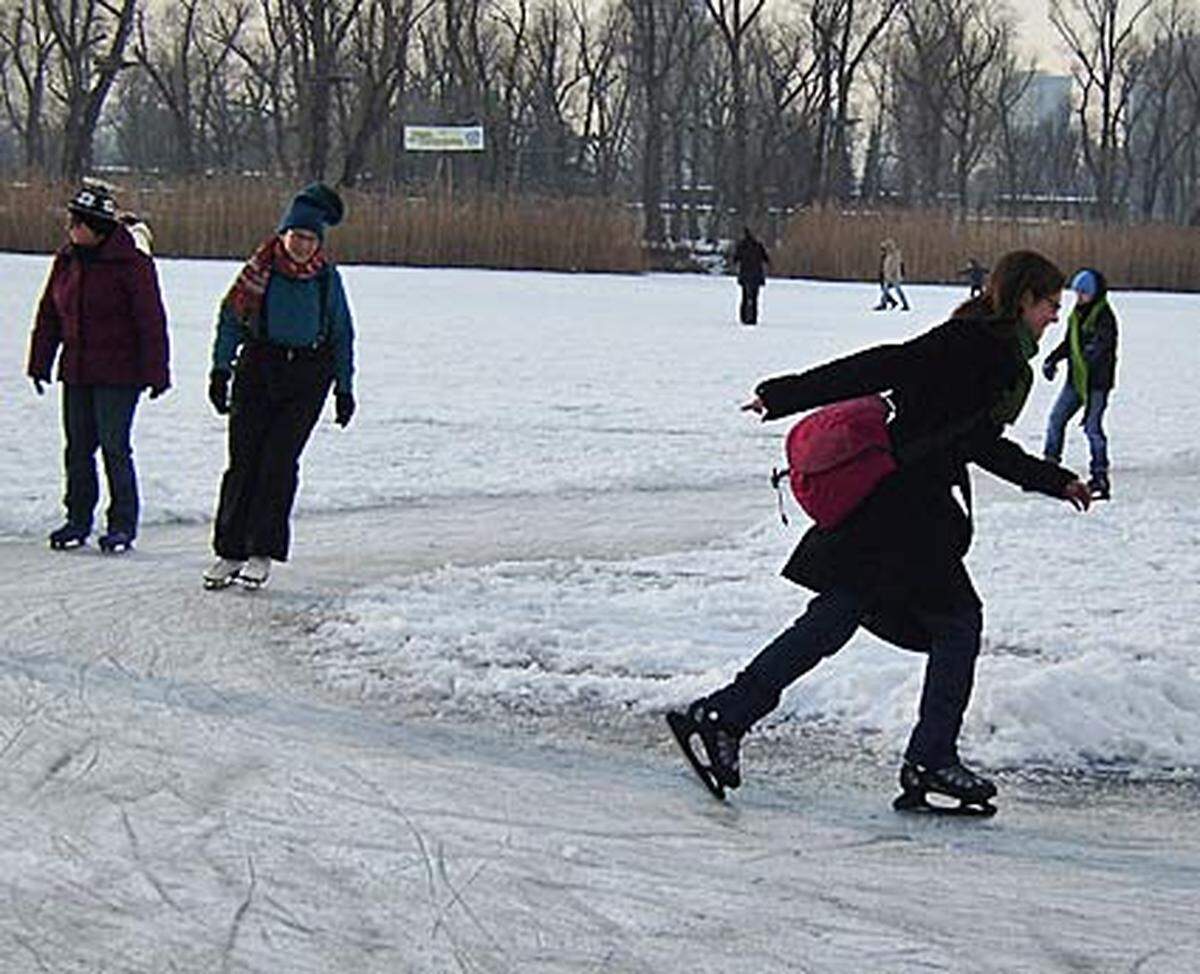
[
  {"xmin": 149, "ymin": 383, "xmax": 168, "ymax": 400},
  {"xmin": 208, "ymin": 370, "xmax": 231, "ymax": 415},
  {"xmin": 1041, "ymin": 359, "xmax": 1057, "ymax": 381},
  {"xmin": 30, "ymin": 377, "xmax": 46, "ymax": 396},
  {"xmin": 335, "ymin": 391, "xmax": 356, "ymax": 428}
]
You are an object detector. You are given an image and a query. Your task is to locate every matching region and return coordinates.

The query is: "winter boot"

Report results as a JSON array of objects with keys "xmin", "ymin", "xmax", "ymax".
[
  {"xmin": 238, "ymin": 555, "xmax": 271, "ymax": 590},
  {"xmin": 893, "ymin": 760, "xmax": 997, "ymax": 816},
  {"xmin": 1087, "ymin": 474, "xmax": 1111, "ymax": 501},
  {"xmin": 98, "ymin": 530, "xmax": 135, "ymax": 553},
  {"xmin": 203, "ymin": 557, "xmax": 246, "ymax": 590},
  {"xmin": 49, "ymin": 523, "xmax": 90, "ymax": 550},
  {"xmin": 666, "ymin": 699, "xmax": 743, "ymax": 799}
]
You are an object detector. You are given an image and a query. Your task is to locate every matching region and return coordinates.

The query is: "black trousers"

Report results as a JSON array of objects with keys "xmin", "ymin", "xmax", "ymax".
[
  {"xmin": 213, "ymin": 345, "xmax": 332, "ymax": 561},
  {"xmin": 739, "ymin": 282, "xmax": 762, "ymax": 324},
  {"xmin": 61, "ymin": 384, "xmax": 143, "ymax": 536},
  {"xmin": 705, "ymin": 589, "xmax": 983, "ymax": 769}
]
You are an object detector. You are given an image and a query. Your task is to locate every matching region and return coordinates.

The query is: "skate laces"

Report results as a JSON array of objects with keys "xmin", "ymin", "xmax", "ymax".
[
  {"xmin": 937, "ymin": 762, "xmax": 992, "ymax": 795},
  {"xmin": 692, "ymin": 705, "xmax": 740, "ymax": 773}
]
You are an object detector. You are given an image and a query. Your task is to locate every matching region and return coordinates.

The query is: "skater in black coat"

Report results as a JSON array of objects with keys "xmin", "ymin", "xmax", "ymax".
[
  {"xmin": 731, "ymin": 227, "xmax": 770, "ymax": 324},
  {"xmin": 669, "ymin": 250, "xmax": 1092, "ymax": 810}
]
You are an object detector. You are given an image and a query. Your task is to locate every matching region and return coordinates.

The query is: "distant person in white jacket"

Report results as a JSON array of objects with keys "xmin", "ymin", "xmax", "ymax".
[{"xmin": 874, "ymin": 238, "xmax": 909, "ymax": 311}]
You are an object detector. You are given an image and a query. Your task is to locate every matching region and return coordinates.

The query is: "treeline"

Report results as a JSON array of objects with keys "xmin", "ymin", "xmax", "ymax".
[{"xmin": 5, "ymin": 0, "xmax": 1200, "ymax": 236}]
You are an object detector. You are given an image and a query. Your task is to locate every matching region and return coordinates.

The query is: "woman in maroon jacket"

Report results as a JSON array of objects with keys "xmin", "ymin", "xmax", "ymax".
[{"xmin": 26, "ymin": 182, "xmax": 170, "ymax": 553}]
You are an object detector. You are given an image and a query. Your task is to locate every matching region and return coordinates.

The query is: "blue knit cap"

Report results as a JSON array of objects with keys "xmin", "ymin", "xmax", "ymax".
[
  {"xmin": 278, "ymin": 182, "xmax": 345, "ymax": 240},
  {"xmin": 1070, "ymin": 269, "xmax": 1098, "ymax": 296}
]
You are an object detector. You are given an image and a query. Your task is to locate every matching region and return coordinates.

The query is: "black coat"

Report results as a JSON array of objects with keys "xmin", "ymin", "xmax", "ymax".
[
  {"xmin": 757, "ymin": 316, "xmax": 1075, "ymax": 650},
  {"xmin": 733, "ymin": 236, "xmax": 769, "ymax": 286}
]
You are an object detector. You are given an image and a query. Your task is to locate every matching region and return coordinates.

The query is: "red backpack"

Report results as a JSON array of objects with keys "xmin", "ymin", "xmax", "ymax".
[{"xmin": 771, "ymin": 395, "xmax": 898, "ymax": 529}]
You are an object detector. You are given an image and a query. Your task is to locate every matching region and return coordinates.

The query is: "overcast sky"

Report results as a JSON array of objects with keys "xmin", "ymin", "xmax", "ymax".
[{"xmin": 1012, "ymin": 0, "xmax": 1069, "ymax": 71}]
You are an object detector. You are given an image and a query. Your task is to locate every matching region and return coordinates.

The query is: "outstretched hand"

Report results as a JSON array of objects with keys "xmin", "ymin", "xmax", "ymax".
[
  {"xmin": 1062, "ymin": 479, "xmax": 1092, "ymax": 512},
  {"xmin": 30, "ymin": 377, "xmax": 45, "ymax": 396},
  {"xmin": 741, "ymin": 395, "xmax": 766, "ymax": 417}
]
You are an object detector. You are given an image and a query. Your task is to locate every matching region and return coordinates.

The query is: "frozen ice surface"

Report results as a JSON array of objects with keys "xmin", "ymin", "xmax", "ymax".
[{"xmin": 1, "ymin": 255, "xmax": 1198, "ymax": 971}]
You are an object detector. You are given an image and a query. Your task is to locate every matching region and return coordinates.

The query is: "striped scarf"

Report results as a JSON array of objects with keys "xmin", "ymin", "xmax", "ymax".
[{"xmin": 225, "ymin": 235, "xmax": 327, "ymax": 324}]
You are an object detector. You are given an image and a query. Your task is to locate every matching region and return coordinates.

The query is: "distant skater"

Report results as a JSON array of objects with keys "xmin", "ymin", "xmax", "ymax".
[
  {"xmin": 1041, "ymin": 268, "xmax": 1118, "ymax": 500},
  {"xmin": 668, "ymin": 250, "xmax": 1091, "ymax": 814},
  {"xmin": 874, "ymin": 238, "xmax": 909, "ymax": 311},
  {"xmin": 731, "ymin": 227, "xmax": 770, "ymax": 325},
  {"xmin": 203, "ymin": 183, "xmax": 357, "ymax": 591},
  {"xmin": 960, "ymin": 257, "xmax": 988, "ymax": 298}
]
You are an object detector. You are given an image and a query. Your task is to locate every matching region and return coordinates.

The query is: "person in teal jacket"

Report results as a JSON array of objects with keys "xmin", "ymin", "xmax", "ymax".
[
  {"xmin": 1042, "ymin": 268, "xmax": 1118, "ymax": 500},
  {"xmin": 203, "ymin": 183, "xmax": 356, "ymax": 590}
]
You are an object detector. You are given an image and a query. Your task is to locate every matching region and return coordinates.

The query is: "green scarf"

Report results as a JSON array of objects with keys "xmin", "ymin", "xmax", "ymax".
[
  {"xmin": 990, "ymin": 321, "xmax": 1038, "ymax": 426},
  {"xmin": 1067, "ymin": 296, "xmax": 1108, "ymax": 404}
]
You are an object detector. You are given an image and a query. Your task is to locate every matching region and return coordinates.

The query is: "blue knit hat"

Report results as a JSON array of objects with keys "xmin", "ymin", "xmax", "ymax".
[
  {"xmin": 278, "ymin": 182, "xmax": 345, "ymax": 240},
  {"xmin": 1070, "ymin": 269, "xmax": 1098, "ymax": 297}
]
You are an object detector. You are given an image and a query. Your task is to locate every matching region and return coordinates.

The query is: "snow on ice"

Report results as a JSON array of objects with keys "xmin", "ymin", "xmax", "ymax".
[{"xmin": 3, "ymin": 253, "xmax": 1199, "ymax": 774}]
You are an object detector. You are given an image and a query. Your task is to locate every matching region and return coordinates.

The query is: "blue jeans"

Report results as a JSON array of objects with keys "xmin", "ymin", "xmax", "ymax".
[
  {"xmin": 1043, "ymin": 384, "xmax": 1109, "ymax": 477},
  {"xmin": 705, "ymin": 589, "xmax": 983, "ymax": 769},
  {"xmin": 877, "ymin": 281, "xmax": 909, "ymax": 309},
  {"xmin": 61, "ymin": 384, "xmax": 143, "ymax": 535}
]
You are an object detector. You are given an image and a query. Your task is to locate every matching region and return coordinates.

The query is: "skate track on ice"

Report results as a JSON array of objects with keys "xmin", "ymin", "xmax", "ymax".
[{"xmin": 1, "ymin": 486, "xmax": 1197, "ymax": 974}]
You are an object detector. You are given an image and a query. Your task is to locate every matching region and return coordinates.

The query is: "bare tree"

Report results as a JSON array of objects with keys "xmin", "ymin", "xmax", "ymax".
[
  {"xmin": 891, "ymin": 0, "xmax": 958, "ymax": 205},
  {"xmin": 942, "ymin": 0, "xmax": 1012, "ymax": 213},
  {"xmin": 808, "ymin": 0, "xmax": 902, "ymax": 204},
  {"xmin": 571, "ymin": 0, "xmax": 632, "ymax": 195},
  {"xmin": 133, "ymin": 0, "xmax": 253, "ymax": 174},
  {"xmin": 0, "ymin": 1, "xmax": 56, "ymax": 170},
  {"xmin": 1126, "ymin": 0, "xmax": 1196, "ymax": 219},
  {"xmin": 42, "ymin": 0, "xmax": 139, "ymax": 179},
  {"xmin": 1052, "ymin": 0, "xmax": 1153, "ymax": 222},
  {"xmin": 743, "ymin": 15, "xmax": 822, "ymax": 213},
  {"xmin": 339, "ymin": 0, "xmax": 431, "ymax": 187},
  {"xmin": 626, "ymin": 0, "xmax": 696, "ymax": 241},
  {"xmin": 703, "ymin": 0, "xmax": 770, "ymax": 223}
]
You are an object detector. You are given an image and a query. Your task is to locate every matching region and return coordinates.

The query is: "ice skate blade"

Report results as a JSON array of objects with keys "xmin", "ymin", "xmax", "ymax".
[
  {"xmin": 893, "ymin": 790, "xmax": 997, "ymax": 818},
  {"xmin": 49, "ymin": 539, "xmax": 85, "ymax": 550},
  {"xmin": 99, "ymin": 543, "xmax": 132, "ymax": 554},
  {"xmin": 666, "ymin": 712, "xmax": 727, "ymax": 801},
  {"xmin": 236, "ymin": 576, "xmax": 269, "ymax": 591},
  {"xmin": 203, "ymin": 575, "xmax": 237, "ymax": 591}
]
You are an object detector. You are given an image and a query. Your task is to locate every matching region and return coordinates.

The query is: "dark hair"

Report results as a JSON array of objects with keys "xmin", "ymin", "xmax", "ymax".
[{"xmin": 953, "ymin": 249, "xmax": 1064, "ymax": 319}]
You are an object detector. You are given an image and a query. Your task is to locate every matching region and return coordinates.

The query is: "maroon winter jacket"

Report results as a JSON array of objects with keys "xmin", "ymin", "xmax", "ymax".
[{"xmin": 26, "ymin": 225, "xmax": 170, "ymax": 390}]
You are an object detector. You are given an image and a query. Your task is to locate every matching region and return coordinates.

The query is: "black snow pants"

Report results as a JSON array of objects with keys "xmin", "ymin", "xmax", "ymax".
[
  {"xmin": 739, "ymin": 282, "xmax": 762, "ymax": 325},
  {"xmin": 213, "ymin": 343, "xmax": 333, "ymax": 561}
]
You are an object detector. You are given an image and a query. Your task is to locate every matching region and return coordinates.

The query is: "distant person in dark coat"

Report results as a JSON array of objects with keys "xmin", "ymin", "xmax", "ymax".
[
  {"xmin": 731, "ymin": 227, "xmax": 770, "ymax": 325},
  {"xmin": 26, "ymin": 181, "xmax": 171, "ymax": 553},
  {"xmin": 668, "ymin": 249, "xmax": 1091, "ymax": 809},
  {"xmin": 203, "ymin": 183, "xmax": 356, "ymax": 591},
  {"xmin": 1042, "ymin": 268, "xmax": 1118, "ymax": 500},
  {"xmin": 960, "ymin": 258, "xmax": 988, "ymax": 298}
]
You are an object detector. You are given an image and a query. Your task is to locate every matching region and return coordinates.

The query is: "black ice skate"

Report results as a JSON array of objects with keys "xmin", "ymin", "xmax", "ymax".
[
  {"xmin": 98, "ymin": 530, "xmax": 134, "ymax": 553},
  {"xmin": 666, "ymin": 701, "xmax": 742, "ymax": 801},
  {"xmin": 892, "ymin": 761, "xmax": 998, "ymax": 817},
  {"xmin": 1087, "ymin": 475, "xmax": 1111, "ymax": 501},
  {"xmin": 49, "ymin": 523, "xmax": 89, "ymax": 550}
]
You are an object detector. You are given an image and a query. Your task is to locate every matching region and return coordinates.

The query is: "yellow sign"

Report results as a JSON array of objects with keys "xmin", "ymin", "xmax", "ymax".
[{"xmin": 403, "ymin": 126, "xmax": 485, "ymax": 152}]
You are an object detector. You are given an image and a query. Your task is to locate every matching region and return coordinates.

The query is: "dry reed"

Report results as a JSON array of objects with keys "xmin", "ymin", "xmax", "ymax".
[
  {"xmin": 0, "ymin": 178, "xmax": 645, "ymax": 272},
  {"xmin": 772, "ymin": 206, "xmax": 1200, "ymax": 291},
  {"xmin": 3, "ymin": 179, "xmax": 1200, "ymax": 289}
]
